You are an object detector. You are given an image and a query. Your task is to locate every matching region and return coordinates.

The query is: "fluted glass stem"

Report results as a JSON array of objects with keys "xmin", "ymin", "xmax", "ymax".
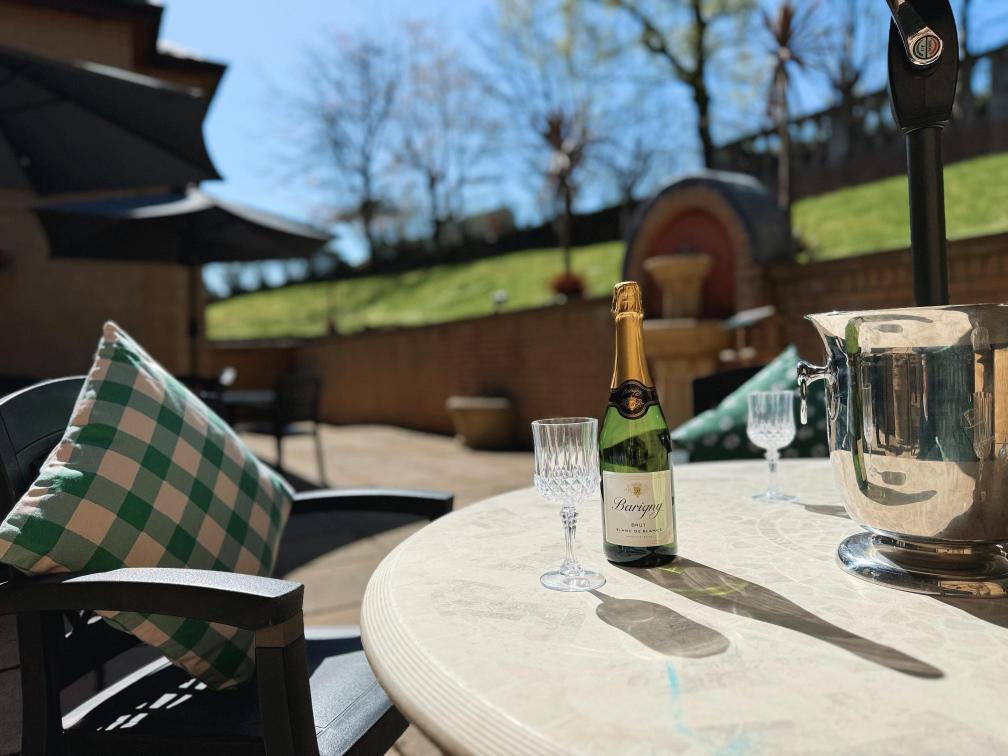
[
  {"xmin": 766, "ymin": 450, "xmax": 780, "ymax": 497},
  {"xmin": 560, "ymin": 504, "xmax": 583, "ymax": 576}
]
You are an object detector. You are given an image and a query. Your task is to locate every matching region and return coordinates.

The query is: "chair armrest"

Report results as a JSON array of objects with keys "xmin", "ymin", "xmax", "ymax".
[
  {"xmin": 0, "ymin": 567, "xmax": 302, "ymax": 630},
  {"xmin": 292, "ymin": 488, "xmax": 453, "ymax": 521}
]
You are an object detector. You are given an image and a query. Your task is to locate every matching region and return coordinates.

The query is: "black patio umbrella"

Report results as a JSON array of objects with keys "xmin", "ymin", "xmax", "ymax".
[
  {"xmin": 0, "ymin": 45, "xmax": 220, "ymax": 194},
  {"xmin": 36, "ymin": 188, "xmax": 331, "ymax": 372}
]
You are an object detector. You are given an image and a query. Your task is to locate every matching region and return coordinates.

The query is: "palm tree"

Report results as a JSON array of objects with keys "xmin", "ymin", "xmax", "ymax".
[{"xmin": 762, "ymin": 1, "xmax": 824, "ymax": 229}]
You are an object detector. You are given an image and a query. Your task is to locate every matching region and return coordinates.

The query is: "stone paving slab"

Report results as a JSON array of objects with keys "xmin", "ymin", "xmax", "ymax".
[{"xmin": 239, "ymin": 424, "xmax": 533, "ymax": 755}]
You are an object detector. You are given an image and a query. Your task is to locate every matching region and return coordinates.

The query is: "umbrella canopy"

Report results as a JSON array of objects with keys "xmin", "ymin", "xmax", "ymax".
[
  {"xmin": 0, "ymin": 45, "xmax": 220, "ymax": 195},
  {"xmin": 37, "ymin": 188, "xmax": 331, "ymax": 264},
  {"xmin": 37, "ymin": 188, "xmax": 332, "ymax": 373}
]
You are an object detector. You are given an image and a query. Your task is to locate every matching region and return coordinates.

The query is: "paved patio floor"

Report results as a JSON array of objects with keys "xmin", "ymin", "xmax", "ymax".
[{"xmin": 239, "ymin": 424, "xmax": 533, "ymax": 755}]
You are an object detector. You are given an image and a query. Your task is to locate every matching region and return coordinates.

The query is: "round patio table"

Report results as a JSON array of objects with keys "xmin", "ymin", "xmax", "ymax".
[{"xmin": 361, "ymin": 460, "xmax": 1008, "ymax": 754}]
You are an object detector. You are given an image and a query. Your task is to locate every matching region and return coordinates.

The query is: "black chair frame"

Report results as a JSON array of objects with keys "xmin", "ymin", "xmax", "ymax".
[{"xmin": 0, "ymin": 377, "xmax": 453, "ymax": 756}]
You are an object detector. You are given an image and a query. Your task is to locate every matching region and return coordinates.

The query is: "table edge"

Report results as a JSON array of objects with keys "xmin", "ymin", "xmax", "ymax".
[{"xmin": 361, "ymin": 506, "xmax": 562, "ymax": 755}]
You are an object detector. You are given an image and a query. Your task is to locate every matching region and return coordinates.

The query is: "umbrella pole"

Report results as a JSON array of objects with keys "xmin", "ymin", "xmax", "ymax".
[
  {"xmin": 907, "ymin": 127, "xmax": 948, "ymax": 306},
  {"xmin": 885, "ymin": 0, "xmax": 957, "ymax": 307}
]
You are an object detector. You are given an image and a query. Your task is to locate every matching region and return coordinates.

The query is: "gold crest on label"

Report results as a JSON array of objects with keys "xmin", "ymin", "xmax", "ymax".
[
  {"xmin": 625, "ymin": 390, "xmax": 643, "ymax": 413},
  {"xmin": 631, "ymin": 483, "xmax": 642, "ymax": 497}
]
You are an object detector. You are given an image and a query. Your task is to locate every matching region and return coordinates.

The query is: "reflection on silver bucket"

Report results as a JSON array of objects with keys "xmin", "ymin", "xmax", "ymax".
[{"xmin": 799, "ymin": 304, "xmax": 1008, "ymax": 598}]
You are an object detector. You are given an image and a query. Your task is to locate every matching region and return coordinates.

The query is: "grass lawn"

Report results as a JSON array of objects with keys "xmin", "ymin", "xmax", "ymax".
[
  {"xmin": 207, "ymin": 241, "xmax": 624, "ymax": 340},
  {"xmin": 794, "ymin": 151, "xmax": 1008, "ymax": 260},
  {"xmin": 209, "ymin": 151, "xmax": 1008, "ymax": 341}
]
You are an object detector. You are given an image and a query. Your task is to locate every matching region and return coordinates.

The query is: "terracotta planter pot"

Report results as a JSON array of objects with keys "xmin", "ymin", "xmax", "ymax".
[{"xmin": 445, "ymin": 396, "xmax": 514, "ymax": 450}]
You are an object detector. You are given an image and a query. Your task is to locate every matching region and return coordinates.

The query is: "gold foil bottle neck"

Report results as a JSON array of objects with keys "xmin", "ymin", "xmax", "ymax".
[
  {"xmin": 610, "ymin": 281, "xmax": 653, "ymax": 389},
  {"xmin": 612, "ymin": 281, "xmax": 644, "ymax": 317}
]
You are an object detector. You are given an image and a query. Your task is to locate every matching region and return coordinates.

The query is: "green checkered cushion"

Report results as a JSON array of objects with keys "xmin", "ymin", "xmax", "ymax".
[
  {"xmin": 671, "ymin": 345, "xmax": 829, "ymax": 462},
  {"xmin": 0, "ymin": 322, "xmax": 293, "ymax": 690}
]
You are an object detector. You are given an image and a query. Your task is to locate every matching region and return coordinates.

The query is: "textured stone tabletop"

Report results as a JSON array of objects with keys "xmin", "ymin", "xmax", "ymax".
[{"xmin": 361, "ymin": 460, "xmax": 1008, "ymax": 754}]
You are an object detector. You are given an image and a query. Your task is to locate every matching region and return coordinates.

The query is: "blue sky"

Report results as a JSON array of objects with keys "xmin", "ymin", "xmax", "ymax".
[
  {"xmin": 161, "ymin": 0, "xmax": 1008, "ymax": 269},
  {"xmin": 160, "ymin": 0, "xmax": 494, "ymax": 264}
]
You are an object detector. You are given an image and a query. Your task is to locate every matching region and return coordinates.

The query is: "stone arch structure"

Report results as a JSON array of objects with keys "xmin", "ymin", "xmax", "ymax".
[{"xmin": 623, "ymin": 172, "xmax": 792, "ymax": 318}]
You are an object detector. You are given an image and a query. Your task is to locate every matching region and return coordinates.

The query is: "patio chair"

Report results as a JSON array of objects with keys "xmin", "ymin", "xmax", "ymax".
[
  {"xmin": 691, "ymin": 365, "xmax": 764, "ymax": 414},
  {"xmin": 234, "ymin": 372, "xmax": 328, "ymax": 487},
  {"xmin": 178, "ymin": 366, "xmax": 238, "ymax": 418},
  {"xmin": 0, "ymin": 377, "xmax": 453, "ymax": 756},
  {"xmin": 0, "ymin": 374, "xmax": 36, "ymax": 397}
]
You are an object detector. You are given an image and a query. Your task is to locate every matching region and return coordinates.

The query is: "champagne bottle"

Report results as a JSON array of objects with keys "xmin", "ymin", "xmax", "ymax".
[{"xmin": 599, "ymin": 281, "xmax": 677, "ymax": 567}]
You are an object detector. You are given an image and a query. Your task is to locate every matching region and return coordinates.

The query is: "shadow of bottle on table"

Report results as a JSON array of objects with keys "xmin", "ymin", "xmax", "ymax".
[
  {"xmin": 618, "ymin": 559, "xmax": 942, "ymax": 679},
  {"xmin": 590, "ymin": 590, "xmax": 729, "ymax": 658}
]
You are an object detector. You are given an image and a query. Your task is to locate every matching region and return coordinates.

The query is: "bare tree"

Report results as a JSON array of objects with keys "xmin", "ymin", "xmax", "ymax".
[
  {"xmin": 957, "ymin": 0, "xmax": 977, "ymax": 119},
  {"xmin": 392, "ymin": 24, "xmax": 498, "ymax": 245},
  {"xmin": 294, "ymin": 35, "xmax": 401, "ymax": 263},
  {"xmin": 594, "ymin": 0, "xmax": 756, "ymax": 168},
  {"xmin": 545, "ymin": 108, "xmax": 590, "ymax": 273},
  {"xmin": 957, "ymin": 0, "xmax": 1008, "ymax": 118},
  {"xmin": 592, "ymin": 90, "xmax": 679, "ymax": 233},
  {"xmin": 597, "ymin": 136, "xmax": 656, "ymax": 206},
  {"xmin": 594, "ymin": 136, "xmax": 660, "ymax": 236},
  {"xmin": 762, "ymin": 0, "xmax": 824, "ymax": 225},
  {"xmin": 481, "ymin": 0, "xmax": 614, "ymax": 277}
]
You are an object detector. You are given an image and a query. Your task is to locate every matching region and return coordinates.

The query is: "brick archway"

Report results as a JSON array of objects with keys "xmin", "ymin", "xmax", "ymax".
[{"xmin": 624, "ymin": 183, "xmax": 761, "ymax": 319}]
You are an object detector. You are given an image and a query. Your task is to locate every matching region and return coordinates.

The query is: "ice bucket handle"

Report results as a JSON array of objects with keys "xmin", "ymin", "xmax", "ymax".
[{"xmin": 797, "ymin": 360, "xmax": 831, "ymax": 425}]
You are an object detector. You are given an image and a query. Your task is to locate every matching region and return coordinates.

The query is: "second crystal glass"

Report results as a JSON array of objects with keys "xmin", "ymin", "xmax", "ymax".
[
  {"xmin": 532, "ymin": 417, "xmax": 605, "ymax": 591},
  {"xmin": 746, "ymin": 391, "xmax": 797, "ymax": 501}
]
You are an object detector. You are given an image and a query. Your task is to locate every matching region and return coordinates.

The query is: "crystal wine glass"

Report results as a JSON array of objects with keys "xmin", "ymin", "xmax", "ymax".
[
  {"xmin": 532, "ymin": 417, "xmax": 606, "ymax": 591},
  {"xmin": 746, "ymin": 391, "xmax": 797, "ymax": 501}
]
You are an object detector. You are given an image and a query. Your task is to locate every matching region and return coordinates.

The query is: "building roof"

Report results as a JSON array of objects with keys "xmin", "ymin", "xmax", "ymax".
[{"xmin": 0, "ymin": 0, "xmax": 225, "ymax": 96}]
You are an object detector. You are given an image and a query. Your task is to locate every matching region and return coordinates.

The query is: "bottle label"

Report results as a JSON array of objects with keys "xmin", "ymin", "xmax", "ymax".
[
  {"xmin": 602, "ymin": 470, "xmax": 675, "ymax": 547},
  {"xmin": 609, "ymin": 380, "xmax": 659, "ymax": 419}
]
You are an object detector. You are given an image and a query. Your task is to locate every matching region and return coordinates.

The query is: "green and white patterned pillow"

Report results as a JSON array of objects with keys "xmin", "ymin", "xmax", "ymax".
[
  {"xmin": 671, "ymin": 345, "xmax": 829, "ymax": 462},
  {"xmin": 0, "ymin": 322, "xmax": 293, "ymax": 689}
]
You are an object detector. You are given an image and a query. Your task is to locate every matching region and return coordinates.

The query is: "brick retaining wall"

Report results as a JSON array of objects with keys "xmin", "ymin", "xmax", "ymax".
[
  {"xmin": 210, "ymin": 231, "xmax": 1008, "ymax": 444},
  {"xmin": 298, "ymin": 298, "xmax": 615, "ymax": 441},
  {"xmin": 211, "ymin": 299, "xmax": 615, "ymax": 444},
  {"xmin": 773, "ymin": 231, "xmax": 1008, "ymax": 358}
]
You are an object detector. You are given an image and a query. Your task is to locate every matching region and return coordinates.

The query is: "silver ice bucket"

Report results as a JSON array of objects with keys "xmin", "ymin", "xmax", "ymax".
[{"xmin": 798, "ymin": 304, "xmax": 1008, "ymax": 597}]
